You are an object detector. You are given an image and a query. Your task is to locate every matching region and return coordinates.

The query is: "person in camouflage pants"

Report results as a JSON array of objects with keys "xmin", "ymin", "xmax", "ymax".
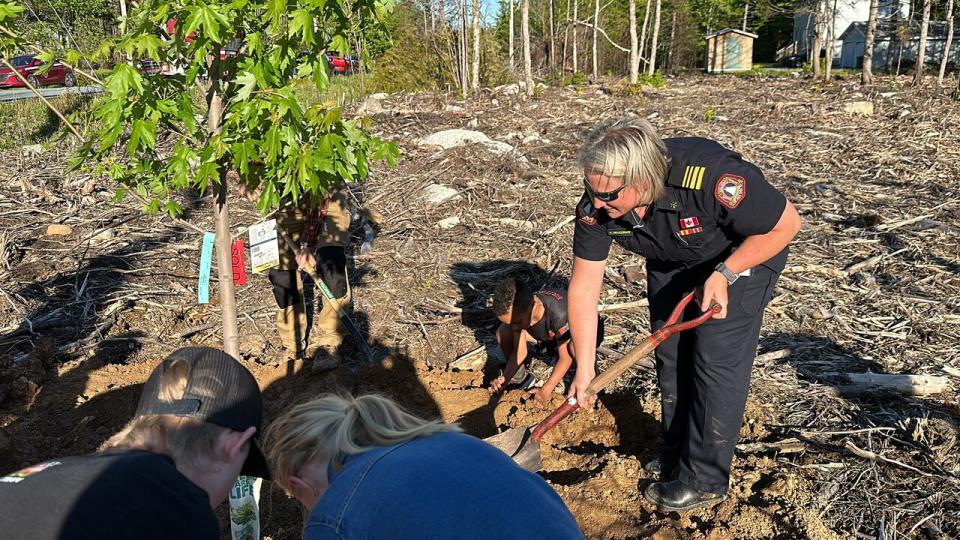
[{"xmin": 270, "ymin": 190, "xmax": 352, "ymax": 370}]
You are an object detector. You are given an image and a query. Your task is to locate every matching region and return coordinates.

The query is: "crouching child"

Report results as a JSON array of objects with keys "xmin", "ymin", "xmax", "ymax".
[{"xmin": 488, "ymin": 278, "xmax": 603, "ymax": 405}]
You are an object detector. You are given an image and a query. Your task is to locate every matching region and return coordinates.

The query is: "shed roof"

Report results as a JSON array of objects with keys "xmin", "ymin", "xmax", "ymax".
[{"xmin": 705, "ymin": 28, "xmax": 759, "ymax": 40}]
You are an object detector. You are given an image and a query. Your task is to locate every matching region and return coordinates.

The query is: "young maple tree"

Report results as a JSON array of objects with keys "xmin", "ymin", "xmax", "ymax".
[{"xmin": 17, "ymin": 0, "xmax": 399, "ymax": 356}]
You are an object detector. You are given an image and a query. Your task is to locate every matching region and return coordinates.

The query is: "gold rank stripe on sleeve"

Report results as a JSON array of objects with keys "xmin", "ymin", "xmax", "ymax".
[{"xmin": 682, "ymin": 166, "xmax": 706, "ymax": 190}]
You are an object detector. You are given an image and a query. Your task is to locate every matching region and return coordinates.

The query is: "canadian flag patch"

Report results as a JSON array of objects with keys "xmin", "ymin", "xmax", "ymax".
[{"xmin": 679, "ymin": 216, "xmax": 700, "ymax": 229}]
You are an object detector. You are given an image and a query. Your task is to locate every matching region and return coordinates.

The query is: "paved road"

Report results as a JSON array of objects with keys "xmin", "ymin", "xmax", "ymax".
[{"xmin": 0, "ymin": 85, "xmax": 103, "ymax": 103}]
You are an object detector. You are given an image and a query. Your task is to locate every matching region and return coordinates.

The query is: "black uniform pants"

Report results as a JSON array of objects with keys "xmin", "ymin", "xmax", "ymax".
[{"xmin": 647, "ymin": 262, "xmax": 778, "ymax": 494}]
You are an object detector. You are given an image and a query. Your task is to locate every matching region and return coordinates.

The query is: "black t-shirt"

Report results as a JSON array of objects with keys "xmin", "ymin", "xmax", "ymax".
[
  {"xmin": 527, "ymin": 290, "xmax": 570, "ymax": 343},
  {"xmin": 0, "ymin": 449, "xmax": 219, "ymax": 540},
  {"xmin": 573, "ymin": 137, "xmax": 788, "ymax": 273}
]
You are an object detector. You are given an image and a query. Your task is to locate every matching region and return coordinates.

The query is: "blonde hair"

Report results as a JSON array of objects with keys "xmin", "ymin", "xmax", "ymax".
[
  {"xmin": 578, "ymin": 116, "xmax": 668, "ymax": 205},
  {"xmin": 266, "ymin": 393, "xmax": 463, "ymax": 496},
  {"xmin": 101, "ymin": 358, "xmax": 230, "ymax": 470}
]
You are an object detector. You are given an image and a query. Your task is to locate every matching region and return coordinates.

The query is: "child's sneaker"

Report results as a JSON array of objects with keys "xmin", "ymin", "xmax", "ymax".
[{"xmin": 509, "ymin": 366, "xmax": 538, "ymax": 391}]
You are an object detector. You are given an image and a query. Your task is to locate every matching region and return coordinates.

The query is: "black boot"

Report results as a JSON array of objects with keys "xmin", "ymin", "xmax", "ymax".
[
  {"xmin": 643, "ymin": 457, "xmax": 679, "ymax": 481},
  {"xmin": 644, "ymin": 479, "xmax": 726, "ymax": 512}
]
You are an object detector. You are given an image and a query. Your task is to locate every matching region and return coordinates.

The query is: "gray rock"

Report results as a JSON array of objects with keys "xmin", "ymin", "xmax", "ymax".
[{"xmin": 422, "ymin": 184, "xmax": 461, "ymax": 206}]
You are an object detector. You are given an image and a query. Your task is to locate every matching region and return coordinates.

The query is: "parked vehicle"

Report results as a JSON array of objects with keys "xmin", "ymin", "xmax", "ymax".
[
  {"xmin": 0, "ymin": 54, "xmax": 76, "ymax": 88},
  {"xmin": 324, "ymin": 51, "xmax": 359, "ymax": 75},
  {"xmin": 778, "ymin": 54, "xmax": 806, "ymax": 68}
]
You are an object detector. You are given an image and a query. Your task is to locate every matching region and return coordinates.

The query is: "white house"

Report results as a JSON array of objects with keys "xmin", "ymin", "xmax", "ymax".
[
  {"xmin": 838, "ymin": 20, "xmax": 960, "ymax": 69},
  {"xmin": 786, "ymin": 0, "xmax": 910, "ymax": 63}
]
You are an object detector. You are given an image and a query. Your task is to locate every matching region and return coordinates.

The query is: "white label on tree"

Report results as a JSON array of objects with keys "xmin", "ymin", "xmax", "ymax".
[{"xmin": 249, "ymin": 219, "xmax": 280, "ymax": 273}]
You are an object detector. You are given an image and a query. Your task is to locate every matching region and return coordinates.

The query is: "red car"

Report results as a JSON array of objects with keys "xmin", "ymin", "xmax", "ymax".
[
  {"xmin": 324, "ymin": 52, "xmax": 359, "ymax": 75},
  {"xmin": 0, "ymin": 54, "xmax": 76, "ymax": 88}
]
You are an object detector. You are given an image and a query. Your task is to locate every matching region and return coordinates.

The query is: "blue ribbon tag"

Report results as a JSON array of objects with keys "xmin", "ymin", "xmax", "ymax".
[{"xmin": 198, "ymin": 232, "xmax": 216, "ymax": 304}]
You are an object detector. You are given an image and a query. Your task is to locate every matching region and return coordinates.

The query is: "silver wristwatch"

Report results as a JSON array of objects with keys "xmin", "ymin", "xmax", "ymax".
[{"xmin": 714, "ymin": 262, "xmax": 739, "ymax": 285}]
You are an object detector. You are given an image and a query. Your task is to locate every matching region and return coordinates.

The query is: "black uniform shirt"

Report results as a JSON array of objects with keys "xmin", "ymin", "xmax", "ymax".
[
  {"xmin": 527, "ymin": 290, "xmax": 570, "ymax": 343},
  {"xmin": 0, "ymin": 449, "xmax": 219, "ymax": 540},
  {"xmin": 573, "ymin": 137, "xmax": 788, "ymax": 273}
]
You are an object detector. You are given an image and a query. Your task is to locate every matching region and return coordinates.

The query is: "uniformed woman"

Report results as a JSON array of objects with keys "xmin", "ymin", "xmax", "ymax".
[{"xmin": 566, "ymin": 116, "xmax": 801, "ymax": 512}]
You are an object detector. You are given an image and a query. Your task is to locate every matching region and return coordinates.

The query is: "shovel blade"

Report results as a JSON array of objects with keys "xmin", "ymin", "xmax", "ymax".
[{"xmin": 484, "ymin": 427, "xmax": 543, "ymax": 472}]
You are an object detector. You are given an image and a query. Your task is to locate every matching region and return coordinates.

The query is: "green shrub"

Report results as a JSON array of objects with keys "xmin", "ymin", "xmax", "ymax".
[{"xmin": 0, "ymin": 94, "xmax": 100, "ymax": 150}]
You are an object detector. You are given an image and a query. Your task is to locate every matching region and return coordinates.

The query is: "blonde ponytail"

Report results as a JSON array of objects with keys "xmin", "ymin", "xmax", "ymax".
[{"xmin": 266, "ymin": 393, "xmax": 462, "ymax": 496}]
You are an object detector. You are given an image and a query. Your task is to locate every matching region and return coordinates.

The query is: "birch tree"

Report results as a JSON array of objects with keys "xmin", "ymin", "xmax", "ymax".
[
  {"xmin": 471, "ymin": 0, "xmax": 479, "ymax": 91},
  {"xmin": 629, "ymin": 0, "xmax": 638, "ymax": 82},
  {"xmin": 549, "ymin": 0, "xmax": 555, "ymax": 68},
  {"xmin": 937, "ymin": 0, "xmax": 954, "ymax": 86},
  {"xmin": 592, "ymin": 0, "xmax": 599, "ymax": 78},
  {"xmin": 522, "ymin": 0, "xmax": 533, "ymax": 95},
  {"xmin": 647, "ymin": 0, "xmax": 661, "ymax": 75},
  {"xmin": 638, "ymin": 0, "xmax": 650, "ymax": 72},
  {"xmin": 861, "ymin": 0, "xmax": 878, "ymax": 84},
  {"xmin": 572, "ymin": 0, "xmax": 578, "ymax": 72},
  {"xmin": 509, "ymin": 0, "xmax": 515, "ymax": 70},
  {"xmin": 825, "ymin": 0, "xmax": 836, "ymax": 80},
  {"xmin": 811, "ymin": 0, "xmax": 823, "ymax": 78},
  {"xmin": 914, "ymin": 0, "xmax": 931, "ymax": 86}
]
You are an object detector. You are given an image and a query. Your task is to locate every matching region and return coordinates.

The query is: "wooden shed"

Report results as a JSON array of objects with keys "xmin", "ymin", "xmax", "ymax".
[{"xmin": 705, "ymin": 29, "xmax": 758, "ymax": 73}]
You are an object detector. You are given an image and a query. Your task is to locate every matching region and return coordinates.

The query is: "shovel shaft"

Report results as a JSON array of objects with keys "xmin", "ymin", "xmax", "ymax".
[{"xmin": 530, "ymin": 292, "xmax": 719, "ymax": 442}]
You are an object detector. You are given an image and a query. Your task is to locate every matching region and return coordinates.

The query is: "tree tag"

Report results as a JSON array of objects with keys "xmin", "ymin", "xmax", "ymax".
[
  {"xmin": 249, "ymin": 219, "xmax": 280, "ymax": 273},
  {"xmin": 231, "ymin": 240, "xmax": 247, "ymax": 285},
  {"xmin": 198, "ymin": 232, "xmax": 216, "ymax": 304}
]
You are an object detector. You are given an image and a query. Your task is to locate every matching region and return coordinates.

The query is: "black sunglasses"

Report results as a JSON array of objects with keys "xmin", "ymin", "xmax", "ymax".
[{"xmin": 583, "ymin": 180, "xmax": 627, "ymax": 202}]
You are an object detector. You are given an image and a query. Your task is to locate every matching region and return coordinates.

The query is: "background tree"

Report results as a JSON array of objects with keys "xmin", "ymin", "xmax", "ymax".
[
  {"xmin": 471, "ymin": 0, "xmax": 480, "ymax": 91},
  {"xmin": 522, "ymin": 0, "xmax": 532, "ymax": 93},
  {"xmin": 629, "ymin": 0, "xmax": 638, "ymax": 82},
  {"xmin": 861, "ymin": 0, "xmax": 878, "ymax": 84},
  {"xmin": 914, "ymin": 0, "xmax": 931, "ymax": 85},
  {"xmin": 647, "ymin": 0, "xmax": 660, "ymax": 75},
  {"xmin": 937, "ymin": 0, "xmax": 954, "ymax": 86}
]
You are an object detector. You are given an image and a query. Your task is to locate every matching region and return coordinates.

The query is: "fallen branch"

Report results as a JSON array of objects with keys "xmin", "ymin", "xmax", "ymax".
[{"xmin": 843, "ymin": 439, "xmax": 934, "ymax": 477}]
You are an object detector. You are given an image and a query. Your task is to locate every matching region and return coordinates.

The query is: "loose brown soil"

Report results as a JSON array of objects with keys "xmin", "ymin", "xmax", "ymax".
[{"xmin": 2, "ymin": 73, "xmax": 959, "ymax": 539}]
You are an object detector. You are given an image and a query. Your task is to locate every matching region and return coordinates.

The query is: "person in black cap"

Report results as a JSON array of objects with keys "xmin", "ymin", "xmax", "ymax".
[
  {"xmin": 567, "ymin": 117, "xmax": 801, "ymax": 512},
  {"xmin": 0, "ymin": 347, "xmax": 269, "ymax": 540}
]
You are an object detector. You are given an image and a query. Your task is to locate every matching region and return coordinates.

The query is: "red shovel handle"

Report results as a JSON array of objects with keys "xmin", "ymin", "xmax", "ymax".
[{"xmin": 530, "ymin": 292, "xmax": 720, "ymax": 442}]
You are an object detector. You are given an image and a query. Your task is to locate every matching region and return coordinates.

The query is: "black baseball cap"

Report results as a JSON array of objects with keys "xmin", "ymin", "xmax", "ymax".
[{"xmin": 135, "ymin": 347, "xmax": 270, "ymax": 479}]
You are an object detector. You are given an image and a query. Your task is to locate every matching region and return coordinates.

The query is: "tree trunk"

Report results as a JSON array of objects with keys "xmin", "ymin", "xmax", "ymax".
[
  {"xmin": 471, "ymin": 0, "xmax": 480, "ymax": 92},
  {"xmin": 629, "ymin": 0, "xmax": 638, "ymax": 83},
  {"xmin": 861, "ymin": 0, "xmax": 878, "ymax": 84},
  {"xmin": 811, "ymin": 0, "xmax": 822, "ymax": 78},
  {"xmin": 562, "ymin": 0, "xmax": 571, "ymax": 73},
  {"xmin": 938, "ymin": 0, "xmax": 954, "ymax": 86},
  {"xmin": 549, "ymin": 0, "xmax": 556, "ymax": 69},
  {"xmin": 592, "ymin": 0, "xmax": 599, "ymax": 79},
  {"xmin": 638, "ymin": 0, "xmax": 650, "ymax": 73},
  {"xmin": 666, "ymin": 4, "xmax": 677, "ymax": 73},
  {"xmin": 572, "ymin": 0, "xmax": 578, "ymax": 73},
  {"xmin": 509, "ymin": 0, "xmax": 515, "ymax": 71},
  {"xmin": 824, "ymin": 0, "xmax": 836, "ymax": 81},
  {"xmin": 742, "ymin": 0, "xmax": 749, "ymax": 31},
  {"xmin": 439, "ymin": 0, "xmax": 446, "ymax": 28},
  {"xmin": 647, "ymin": 0, "xmax": 661, "ymax": 75},
  {"xmin": 460, "ymin": 0, "xmax": 469, "ymax": 95},
  {"xmin": 937, "ymin": 0, "xmax": 953, "ymax": 87},
  {"xmin": 522, "ymin": 0, "xmax": 533, "ymax": 95},
  {"xmin": 206, "ymin": 59, "xmax": 239, "ymax": 359},
  {"xmin": 914, "ymin": 0, "xmax": 931, "ymax": 86}
]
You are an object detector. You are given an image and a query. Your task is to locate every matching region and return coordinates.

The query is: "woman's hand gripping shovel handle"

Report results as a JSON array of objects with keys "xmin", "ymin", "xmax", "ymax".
[{"xmin": 530, "ymin": 290, "xmax": 721, "ymax": 442}]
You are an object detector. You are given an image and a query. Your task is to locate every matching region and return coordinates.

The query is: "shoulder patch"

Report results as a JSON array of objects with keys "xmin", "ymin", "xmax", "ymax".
[
  {"xmin": 715, "ymin": 174, "xmax": 746, "ymax": 209},
  {"xmin": 576, "ymin": 193, "xmax": 597, "ymax": 225},
  {"xmin": 667, "ymin": 165, "xmax": 707, "ymax": 190}
]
